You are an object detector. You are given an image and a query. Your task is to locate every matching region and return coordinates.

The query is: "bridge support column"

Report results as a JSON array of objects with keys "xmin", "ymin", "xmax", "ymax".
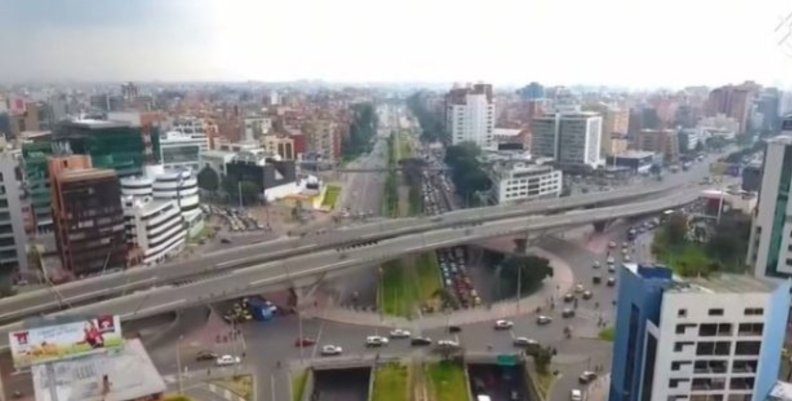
[{"xmin": 593, "ymin": 221, "xmax": 608, "ymax": 233}]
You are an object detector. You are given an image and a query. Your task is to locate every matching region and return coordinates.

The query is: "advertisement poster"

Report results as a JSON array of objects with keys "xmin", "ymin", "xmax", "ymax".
[{"xmin": 9, "ymin": 315, "xmax": 124, "ymax": 367}]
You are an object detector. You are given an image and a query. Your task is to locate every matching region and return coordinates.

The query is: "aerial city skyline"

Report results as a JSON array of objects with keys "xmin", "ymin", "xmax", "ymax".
[{"xmin": 4, "ymin": 2, "xmax": 792, "ymax": 401}]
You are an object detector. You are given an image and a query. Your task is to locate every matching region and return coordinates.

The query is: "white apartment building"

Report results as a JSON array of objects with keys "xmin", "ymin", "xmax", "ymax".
[
  {"xmin": 159, "ymin": 131, "xmax": 208, "ymax": 172},
  {"xmin": 611, "ymin": 264, "xmax": 789, "ymax": 401},
  {"xmin": 747, "ymin": 133, "xmax": 792, "ymax": 280},
  {"xmin": 121, "ymin": 165, "xmax": 203, "ymax": 237},
  {"xmin": 530, "ymin": 112, "xmax": 603, "ymax": 168},
  {"xmin": 490, "ymin": 161, "xmax": 562, "ymax": 204},
  {"xmin": 123, "ymin": 196, "xmax": 186, "ymax": 266},
  {"xmin": 648, "ymin": 276, "xmax": 785, "ymax": 401},
  {"xmin": 445, "ymin": 84, "xmax": 495, "ymax": 149}
]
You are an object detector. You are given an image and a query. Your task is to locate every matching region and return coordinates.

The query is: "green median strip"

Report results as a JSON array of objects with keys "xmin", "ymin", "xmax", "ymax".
[
  {"xmin": 292, "ymin": 369, "xmax": 308, "ymax": 401},
  {"xmin": 426, "ymin": 361, "xmax": 470, "ymax": 401},
  {"xmin": 372, "ymin": 363, "xmax": 410, "ymax": 401}
]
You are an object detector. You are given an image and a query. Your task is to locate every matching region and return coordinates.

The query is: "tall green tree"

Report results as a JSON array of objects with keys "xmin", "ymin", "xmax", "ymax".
[
  {"xmin": 500, "ymin": 255, "xmax": 554, "ymax": 295},
  {"xmin": 197, "ymin": 166, "xmax": 220, "ymax": 192},
  {"xmin": 666, "ymin": 213, "xmax": 689, "ymax": 245},
  {"xmin": 239, "ymin": 181, "xmax": 260, "ymax": 205}
]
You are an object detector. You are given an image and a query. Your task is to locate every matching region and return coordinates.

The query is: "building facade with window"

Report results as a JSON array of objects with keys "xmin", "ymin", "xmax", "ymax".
[
  {"xmin": 0, "ymin": 153, "xmax": 29, "ymax": 280},
  {"xmin": 158, "ymin": 131, "xmax": 208, "ymax": 172},
  {"xmin": 122, "ymin": 196, "xmax": 185, "ymax": 267},
  {"xmin": 530, "ymin": 112, "xmax": 603, "ymax": 168},
  {"xmin": 489, "ymin": 161, "xmax": 562, "ymax": 204},
  {"xmin": 445, "ymin": 84, "xmax": 495, "ymax": 149},
  {"xmin": 49, "ymin": 156, "xmax": 126, "ymax": 277},
  {"xmin": 747, "ymin": 130, "xmax": 792, "ymax": 280},
  {"xmin": 610, "ymin": 264, "xmax": 789, "ymax": 401}
]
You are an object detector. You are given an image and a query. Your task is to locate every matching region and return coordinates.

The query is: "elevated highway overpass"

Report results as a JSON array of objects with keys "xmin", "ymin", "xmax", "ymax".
[
  {"xmin": 0, "ymin": 175, "xmax": 702, "ymax": 325},
  {"xmin": 0, "ymin": 187, "xmax": 704, "ymax": 346}
]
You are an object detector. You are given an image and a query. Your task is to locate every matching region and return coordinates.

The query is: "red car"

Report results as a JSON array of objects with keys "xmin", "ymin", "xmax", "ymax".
[{"xmin": 294, "ymin": 337, "xmax": 316, "ymax": 347}]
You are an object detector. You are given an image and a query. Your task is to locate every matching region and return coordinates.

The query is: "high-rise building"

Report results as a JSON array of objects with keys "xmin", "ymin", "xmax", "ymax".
[
  {"xmin": 445, "ymin": 83, "xmax": 495, "ymax": 149},
  {"xmin": 706, "ymin": 83, "xmax": 759, "ymax": 135},
  {"xmin": 517, "ymin": 82, "xmax": 545, "ymax": 101},
  {"xmin": 755, "ymin": 89, "xmax": 781, "ymax": 133},
  {"xmin": 55, "ymin": 119, "xmax": 160, "ymax": 177},
  {"xmin": 122, "ymin": 196, "xmax": 185, "ymax": 267},
  {"xmin": 531, "ymin": 112, "xmax": 603, "ymax": 168},
  {"xmin": 21, "ymin": 138, "xmax": 55, "ymax": 236},
  {"xmin": 610, "ymin": 264, "xmax": 789, "ymax": 401},
  {"xmin": 489, "ymin": 161, "xmax": 562, "ymax": 204},
  {"xmin": 584, "ymin": 103, "xmax": 630, "ymax": 156},
  {"xmin": 746, "ymin": 121, "xmax": 792, "ymax": 280},
  {"xmin": 0, "ymin": 153, "xmax": 30, "ymax": 281},
  {"xmin": 636, "ymin": 129, "xmax": 680, "ymax": 163},
  {"xmin": 49, "ymin": 156, "xmax": 126, "ymax": 277}
]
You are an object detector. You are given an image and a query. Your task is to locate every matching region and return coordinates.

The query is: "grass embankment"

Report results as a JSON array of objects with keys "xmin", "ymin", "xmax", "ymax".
[
  {"xmin": 292, "ymin": 369, "xmax": 308, "ymax": 401},
  {"xmin": 415, "ymin": 253, "xmax": 442, "ymax": 301},
  {"xmin": 210, "ymin": 375, "xmax": 253, "ymax": 401},
  {"xmin": 164, "ymin": 396, "xmax": 194, "ymax": 401},
  {"xmin": 426, "ymin": 361, "xmax": 470, "ymax": 401},
  {"xmin": 397, "ymin": 132, "xmax": 412, "ymax": 161},
  {"xmin": 372, "ymin": 363, "xmax": 410, "ymax": 401},
  {"xmin": 599, "ymin": 326, "xmax": 615, "ymax": 341},
  {"xmin": 321, "ymin": 184, "xmax": 342, "ymax": 209},
  {"xmin": 380, "ymin": 260, "xmax": 418, "ymax": 318}
]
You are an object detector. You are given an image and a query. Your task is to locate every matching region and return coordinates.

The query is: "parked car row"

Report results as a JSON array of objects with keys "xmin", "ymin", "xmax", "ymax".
[{"xmin": 204, "ymin": 205, "xmax": 266, "ymax": 232}]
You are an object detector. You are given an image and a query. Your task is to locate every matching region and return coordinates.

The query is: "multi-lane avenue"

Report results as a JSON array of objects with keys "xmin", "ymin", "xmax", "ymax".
[
  {"xmin": 0, "ymin": 162, "xmax": 712, "ymax": 326},
  {"xmin": 0, "ymin": 185, "xmax": 705, "ymax": 346}
]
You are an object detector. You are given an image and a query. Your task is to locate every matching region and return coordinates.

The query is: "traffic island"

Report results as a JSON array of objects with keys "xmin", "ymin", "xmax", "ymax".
[
  {"xmin": 208, "ymin": 374, "xmax": 253, "ymax": 401},
  {"xmin": 291, "ymin": 368, "xmax": 309, "ymax": 401}
]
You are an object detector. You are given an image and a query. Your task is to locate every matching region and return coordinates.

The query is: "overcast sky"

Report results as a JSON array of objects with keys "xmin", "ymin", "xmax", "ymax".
[{"xmin": 2, "ymin": 0, "xmax": 792, "ymax": 88}]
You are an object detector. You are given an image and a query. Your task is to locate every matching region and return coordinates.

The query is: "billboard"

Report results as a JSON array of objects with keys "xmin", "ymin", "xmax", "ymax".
[{"xmin": 9, "ymin": 315, "xmax": 124, "ymax": 367}]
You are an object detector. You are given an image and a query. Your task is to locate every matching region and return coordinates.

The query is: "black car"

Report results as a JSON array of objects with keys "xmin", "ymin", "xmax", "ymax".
[
  {"xmin": 607, "ymin": 277, "xmax": 616, "ymax": 287},
  {"xmin": 563, "ymin": 293, "xmax": 575, "ymax": 303},
  {"xmin": 448, "ymin": 325, "xmax": 462, "ymax": 333},
  {"xmin": 195, "ymin": 351, "xmax": 217, "ymax": 362},
  {"xmin": 410, "ymin": 337, "xmax": 432, "ymax": 346},
  {"xmin": 220, "ymin": 238, "xmax": 232, "ymax": 244},
  {"xmin": 592, "ymin": 275, "xmax": 602, "ymax": 285}
]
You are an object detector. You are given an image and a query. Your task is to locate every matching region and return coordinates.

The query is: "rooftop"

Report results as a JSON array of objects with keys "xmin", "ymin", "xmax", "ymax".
[
  {"xmin": 31, "ymin": 339, "xmax": 165, "ymax": 401},
  {"xmin": 681, "ymin": 273, "xmax": 777, "ymax": 294},
  {"xmin": 767, "ymin": 135, "xmax": 792, "ymax": 145},
  {"xmin": 58, "ymin": 168, "xmax": 117, "ymax": 183},
  {"xmin": 611, "ymin": 150, "xmax": 656, "ymax": 159},
  {"xmin": 64, "ymin": 119, "xmax": 131, "ymax": 130}
]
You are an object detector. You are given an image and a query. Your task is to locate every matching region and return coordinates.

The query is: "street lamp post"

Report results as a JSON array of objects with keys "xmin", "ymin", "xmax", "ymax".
[{"xmin": 176, "ymin": 335, "xmax": 184, "ymax": 394}]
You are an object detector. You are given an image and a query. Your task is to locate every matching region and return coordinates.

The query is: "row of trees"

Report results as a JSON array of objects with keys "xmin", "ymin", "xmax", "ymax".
[
  {"xmin": 658, "ymin": 211, "xmax": 751, "ymax": 276},
  {"xmin": 197, "ymin": 166, "xmax": 261, "ymax": 205},
  {"xmin": 342, "ymin": 103, "xmax": 378, "ymax": 160},
  {"xmin": 383, "ymin": 133, "xmax": 400, "ymax": 216},
  {"xmin": 444, "ymin": 143, "xmax": 492, "ymax": 205},
  {"xmin": 406, "ymin": 92, "xmax": 444, "ymax": 142}
]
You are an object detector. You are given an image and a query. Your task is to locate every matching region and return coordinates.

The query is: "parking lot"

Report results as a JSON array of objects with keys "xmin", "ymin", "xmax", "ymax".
[{"xmin": 203, "ymin": 205, "xmax": 268, "ymax": 232}]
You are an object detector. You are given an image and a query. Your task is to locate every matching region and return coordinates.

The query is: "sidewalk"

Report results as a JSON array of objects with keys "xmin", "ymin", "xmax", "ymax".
[{"xmin": 308, "ymin": 246, "xmax": 575, "ymax": 328}]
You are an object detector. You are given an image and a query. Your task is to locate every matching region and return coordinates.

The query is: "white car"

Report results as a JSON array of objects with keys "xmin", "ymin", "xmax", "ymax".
[
  {"xmin": 215, "ymin": 354, "xmax": 241, "ymax": 366},
  {"xmin": 389, "ymin": 329, "xmax": 411, "ymax": 338},
  {"xmin": 571, "ymin": 389, "xmax": 583, "ymax": 401},
  {"xmin": 321, "ymin": 345, "xmax": 343, "ymax": 356},
  {"xmin": 437, "ymin": 339, "xmax": 460, "ymax": 347},
  {"xmin": 494, "ymin": 320, "xmax": 514, "ymax": 330},
  {"xmin": 608, "ymin": 241, "xmax": 616, "ymax": 249},
  {"xmin": 606, "ymin": 256, "xmax": 615, "ymax": 265},
  {"xmin": 366, "ymin": 336, "xmax": 389, "ymax": 347},
  {"xmin": 512, "ymin": 337, "xmax": 539, "ymax": 347}
]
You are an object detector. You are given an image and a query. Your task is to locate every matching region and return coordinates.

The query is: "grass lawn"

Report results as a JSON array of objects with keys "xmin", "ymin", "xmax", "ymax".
[
  {"xmin": 321, "ymin": 185, "xmax": 342, "ymax": 209},
  {"xmin": 379, "ymin": 260, "xmax": 417, "ymax": 318},
  {"xmin": 426, "ymin": 361, "xmax": 469, "ymax": 401},
  {"xmin": 372, "ymin": 363, "xmax": 409, "ymax": 401},
  {"xmin": 598, "ymin": 326, "xmax": 615, "ymax": 341},
  {"xmin": 210, "ymin": 375, "xmax": 253, "ymax": 401},
  {"xmin": 398, "ymin": 133, "xmax": 412, "ymax": 160},
  {"xmin": 164, "ymin": 396, "xmax": 195, "ymax": 401},
  {"xmin": 292, "ymin": 369, "xmax": 308, "ymax": 401},
  {"xmin": 415, "ymin": 253, "xmax": 442, "ymax": 302}
]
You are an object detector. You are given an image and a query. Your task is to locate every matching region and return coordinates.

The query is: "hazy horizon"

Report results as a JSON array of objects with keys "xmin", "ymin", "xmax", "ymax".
[{"xmin": 2, "ymin": 0, "xmax": 792, "ymax": 88}]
